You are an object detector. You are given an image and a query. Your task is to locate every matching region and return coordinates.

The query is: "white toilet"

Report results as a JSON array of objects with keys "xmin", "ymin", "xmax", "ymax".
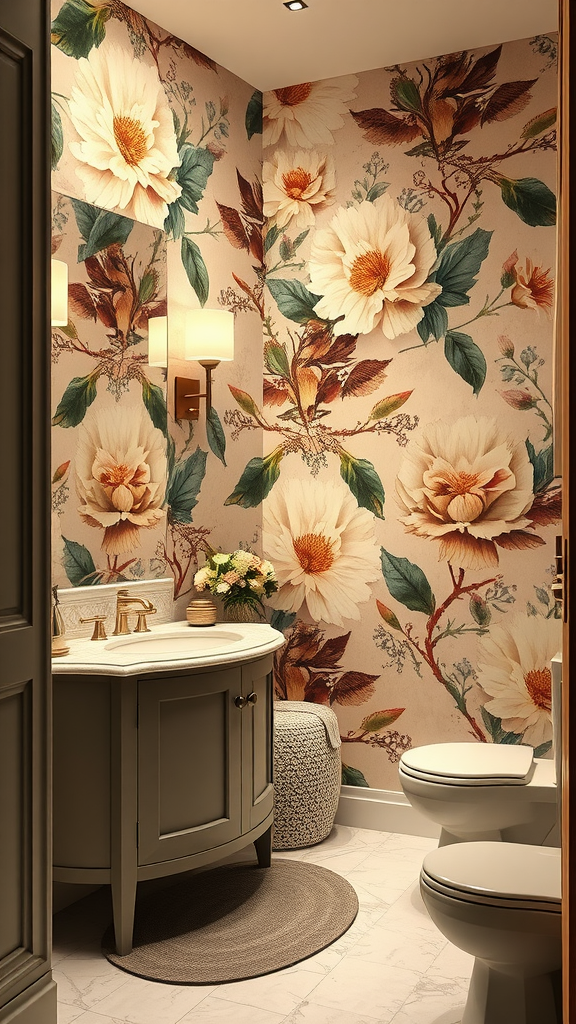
[
  {"xmin": 420, "ymin": 841, "xmax": 561, "ymax": 1024},
  {"xmin": 399, "ymin": 743, "xmax": 558, "ymax": 847},
  {"xmin": 415, "ymin": 655, "xmax": 563, "ymax": 1024}
]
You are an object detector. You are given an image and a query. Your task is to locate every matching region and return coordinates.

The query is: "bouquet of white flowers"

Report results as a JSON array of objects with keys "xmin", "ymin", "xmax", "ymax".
[{"xmin": 194, "ymin": 550, "xmax": 278, "ymax": 619}]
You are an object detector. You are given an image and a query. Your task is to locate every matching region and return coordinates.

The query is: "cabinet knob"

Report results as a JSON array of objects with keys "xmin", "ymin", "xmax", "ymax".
[
  {"xmin": 234, "ymin": 695, "xmax": 247, "ymax": 709},
  {"xmin": 247, "ymin": 692, "xmax": 258, "ymax": 705}
]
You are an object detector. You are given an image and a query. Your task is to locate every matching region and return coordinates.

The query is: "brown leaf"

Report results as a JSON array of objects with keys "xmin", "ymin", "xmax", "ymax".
[
  {"xmin": 263, "ymin": 379, "xmax": 291, "ymax": 406},
  {"xmin": 84, "ymin": 255, "xmax": 114, "ymax": 289},
  {"xmin": 68, "ymin": 282, "xmax": 96, "ymax": 321},
  {"xmin": 284, "ymin": 621, "xmax": 324, "ymax": 666},
  {"xmin": 305, "ymin": 632, "xmax": 351, "ymax": 669},
  {"xmin": 458, "ymin": 45, "xmax": 502, "ymax": 94},
  {"xmin": 331, "ymin": 672, "xmax": 379, "ymax": 707},
  {"xmin": 232, "ymin": 273, "xmax": 254, "ymax": 297},
  {"xmin": 481, "ymin": 80, "xmax": 536, "ymax": 124},
  {"xmin": 527, "ymin": 490, "xmax": 562, "ymax": 526},
  {"xmin": 451, "ymin": 97, "xmax": 482, "ymax": 137},
  {"xmin": 341, "ymin": 359, "xmax": 391, "ymax": 399},
  {"xmin": 216, "ymin": 202, "xmax": 249, "ymax": 250},
  {"xmin": 360, "ymin": 706, "xmax": 404, "ymax": 730},
  {"xmin": 350, "ymin": 107, "xmax": 420, "ymax": 145},
  {"xmin": 303, "ymin": 673, "xmax": 332, "ymax": 705},
  {"xmin": 431, "ymin": 51, "xmax": 471, "ymax": 98},
  {"xmin": 316, "ymin": 370, "xmax": 342, "ymax": 405},
  {"xmin": 51, "ymin": 234, "xmax": 62, "ymax": 255},
  {"xmin": 494, "ymin": 530, "xmax": 546, "ymax": 551},
  {"xmin": 95, "ymin": 292, "xmax": 117, "ymax": 329},
  {"xmin": 237, "ymin": 170, "xmax": 263, "ymax": 222},
  {"xmin": 247, "ymin": 222, "xmax": 263, "ymax": 264},
  {"xmin": 321, "ymin": 334, "xmax": 359, "ymax": 364}
]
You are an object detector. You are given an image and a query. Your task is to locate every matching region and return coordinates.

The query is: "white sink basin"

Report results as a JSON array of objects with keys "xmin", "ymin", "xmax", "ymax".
[{"xmin": 105, "ymin": 629, "xmax": 243, "ymax": 655}]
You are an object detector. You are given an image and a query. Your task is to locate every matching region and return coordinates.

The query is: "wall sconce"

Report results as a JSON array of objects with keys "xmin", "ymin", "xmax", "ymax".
[
  {"xmin": 51, "ymin": 259, "xmax": 68, "ymax": 326},
  {"xmin": 147, "ymin": 315, "xmax": 168, "ymax": 367},
  {"xmin": 175, "ymin": 309, "xmax": 234, "ymax": 420}
]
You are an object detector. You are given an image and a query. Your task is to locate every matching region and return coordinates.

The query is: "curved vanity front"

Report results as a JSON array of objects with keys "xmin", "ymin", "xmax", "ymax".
[{"xmin": 52, "ymin": 622, "xmax": 285, "ymax": 955}]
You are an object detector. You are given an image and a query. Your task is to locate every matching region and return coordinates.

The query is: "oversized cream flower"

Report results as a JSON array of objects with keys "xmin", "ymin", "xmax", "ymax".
[
  {"xmin": 263, "ymin": 150, "xmax": 336, "ymax": 230},
  {"xmin": 263, "ymin": 476, "xmax": 380, "ymax": 626},
  {"xmin": 395, "ymin": 416, "xmax": 541, "ymax": 571},
  {"xmin": 477, "ymin": 614, "xmax": 560, "ymax": 746},
  {"xmin": 76, "ymin": 404, "xmax": 167, "ymax": 555},
  {"xmin": 308, "ymin": 196, "xmax": 441, "ymax": 339},
  {"xmin": 68, "ymin": 43, "xmax": 181, "ymax": 229},
  {"xmin": 263, "ymin": 76, "xmax": 357, "ymax": 148}
]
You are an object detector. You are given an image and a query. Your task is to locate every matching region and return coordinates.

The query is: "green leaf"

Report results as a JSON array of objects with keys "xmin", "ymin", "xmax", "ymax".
[
  {"xmin": 369, "ymin": 390, "xmax": 412, "ymax": 422},
  {"xmin": 62, "ymin": 537, "xmax": 99, "ymax": 587},
  {"xmin": 51, "ymin": 101, "xmax": 63, "ymax": 170},
  {"xmin": 52, "ymin": 373, "xmax": 98, "ymax": 428},
  {"xmin": 525, "ymin": 440, "xmax": 554, "ymax": 493},
  {"xmin": 392, "ymin": 76, "xmax": 422, "ymax": 113},
  {"xmin": 174, "ymin": 144, "xmax": 215, "ymax": 215},
  {"xmin": 166, "ymin": 446, "xmax": 207, "ymax": 523},
  {"xmin": 266, "ymin": 278, "xmax": 322, "ymax": 324},
  {"xmin": 181, "ymin": 236, "xmax": 209, "ymax": 306},
  {"xmin": 264, "ymin": 340, "xmax": 290, "ymax": 378},
  {"xmin": 521, "ymin": 108, "xmax": 556, "ymax": 140},
  {"xmin": 245, "ymin": 89, "xmax": 263, "ymax": 139},
  {"xmin": 444, "ymin": 331, "xmax": 486, "ymax": 395},
  {"xmin": 339, "ymin": 452, "xmax": 385, "ymax": 519},
  {"xmin": 469, "ymin": 593, "xmax": 491, "ymax": 627},
  {"xmin": 435, "ymin": 228, "xmax": 492, "ymax": 307},
  {"xmin": 380, "ymin": 547, "xmax": 436, "ymax": 616},
  {"xmin": 163, "ymin": 200, "xmax": 186, "ymax": 241},
  {"xmin": 496, "ymin": 176, "xmax": 556, "ymax": 227},
  {"xmin": 71, "ymin": 202, "xmax": 133, "ymax": 262},
  {"xmin": 341, "ymin": 764, "xmax": 370, "ymax": 787},
  {"xmin": 270, "ymin": 609, "xmax": 297, "ymax": 633},
  {"xmin": 292, "ymin": 229, "xmax": 310, "ymax": 251},
  {"xmin": 224, "ymin": 450, "xmax": 283, "ymax": 508},
  {"xmin": 138, "ymin": 271, "xmax": 156, "ymax": 305},
  {"xmin": 376, "ymin": 599, "xmax": 402, "ymax": 631},
  {"xmin": 427, "ymin": 213, "xmax": 444, "ymax": 251},
  {"xmin": 228, "ymin": 385, "xmax": 261, "ymax": 420},
  {"xmin": 534, "ymin": 740, "xmax": 553, "ymax": 758},
  {"xmin": 480, "ymin": 708, "xmax": 524, "ymax": 745},
  {"xmin": 360, "ymin": 708, "xmax": 405, "ymax": 732},
  {"xmin": 51, "ymin": 0, "xmax": 110, "ymax": 58},
  {"xmin": 141, "ymin": 380, "xmax": 167, "ymax": 435},
  {"xmin": 365, "ymin": 181, "xmax": 390, "ymax": 202},
  {"xmin": 417, "ymin": 299, "xmax": 448, "ymax": 343},
  {"xmin": 264, "ymin": 223, "xmax": 281, "ymax": 253},
  {"xmin": 206, "ymin": 407, "xmax": 226, "ymax": 466}
]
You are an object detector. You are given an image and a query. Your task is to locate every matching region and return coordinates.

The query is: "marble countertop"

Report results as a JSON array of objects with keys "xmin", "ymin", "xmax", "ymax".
[{"xmin": 52, "ymin": 619, "xmax": 286, "ymax": 676}]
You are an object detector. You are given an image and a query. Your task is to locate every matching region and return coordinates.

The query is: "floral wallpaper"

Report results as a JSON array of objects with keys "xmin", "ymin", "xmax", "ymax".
[
  {"xmin": 50, "ymin": 1, "xmax": 560, "ymax": 793},
  {"xmin": 249, "ymin": 37, "xmax": 558, "ymax": 789},
  {"xmin": 50, "ymin": 0, "xmax": 264, "ymax": 607}
]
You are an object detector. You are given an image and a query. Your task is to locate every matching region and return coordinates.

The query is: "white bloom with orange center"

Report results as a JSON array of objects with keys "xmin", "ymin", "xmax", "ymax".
[
  {"xmin": 510, "ymin": 258, "xmax": 554, "ymax": 313},
  {"xmin": 308, "ymin": 196, "xmax": 441, "ymax": 339},
  {"xmin": 477, "ymin": 613, "xmax": 560, "ymax": 747},
  {"xmin": 76, "ymin": 404, "xmax": 167, "ymax": 555},
  {"xmin": 263, "ymin": 150, "xmax": 336, "ymax": 230},
  {"xmin": 263, "ymin": 76, "xmax": 358, "ymax": 149},
  {"xmin": 68, "ymin": 43, "xmax": 181, "ymax": 229},
  {"xmin": 263, "ymin": 476, "xmax": 380, "ymax": 626},
  {"xmin": 395, "ymin": 416, "xmax": 538, "ymax": 571}
]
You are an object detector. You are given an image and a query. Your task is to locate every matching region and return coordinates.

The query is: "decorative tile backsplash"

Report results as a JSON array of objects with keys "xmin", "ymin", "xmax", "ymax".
[{"xmin": 55, "ymin": 577, "xmax": 175, "ymax": 640}]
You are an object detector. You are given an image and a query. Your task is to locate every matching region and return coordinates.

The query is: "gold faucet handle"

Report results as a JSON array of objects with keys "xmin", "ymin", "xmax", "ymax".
[
  {"xmin": 80, "ymin": 615, "xmax": 108, "ymax": 641},
  {"xmin": 134, "ymin": 607, "xmax": 157, "ymax": 633}
]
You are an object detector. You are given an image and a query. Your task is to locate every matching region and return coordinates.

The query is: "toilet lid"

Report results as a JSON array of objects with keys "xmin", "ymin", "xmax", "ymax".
[
  {"xmin": 400, "ymin": 743, "xmax": 535, "ymax": 785},
  {"xmin": 421, "ymin": 841, "xmax": 561, "ymax": 913}
]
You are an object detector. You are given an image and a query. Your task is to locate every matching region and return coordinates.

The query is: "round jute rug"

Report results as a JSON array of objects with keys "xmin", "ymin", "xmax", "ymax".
[{"xmin": 102, "ymin": 858, "xmax": 358, "ymax": 984}]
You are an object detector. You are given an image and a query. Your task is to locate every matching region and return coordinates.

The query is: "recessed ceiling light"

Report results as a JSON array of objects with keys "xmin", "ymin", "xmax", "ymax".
[{"xmin": 283, "ymin": 1, "xmax": 308, "ymax": 9}]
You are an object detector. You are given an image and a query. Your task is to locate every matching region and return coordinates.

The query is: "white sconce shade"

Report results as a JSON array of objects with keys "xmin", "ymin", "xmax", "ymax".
[
  {"xmin": 148, "ymin": 315, "xmax": 168, "ymax": 367},
  {"xmin": 51, "ymin": 259, "xmax": 68, "ymax": 326},
  {"xmin": 185, "ymin": 309, "xmax": 234, "ymax": 362}
]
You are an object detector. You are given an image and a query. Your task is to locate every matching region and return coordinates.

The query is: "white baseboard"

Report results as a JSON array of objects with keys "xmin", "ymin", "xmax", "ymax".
[{"xmin": 335, "ymin": 785, "xmax": 440, "ymax": 839}]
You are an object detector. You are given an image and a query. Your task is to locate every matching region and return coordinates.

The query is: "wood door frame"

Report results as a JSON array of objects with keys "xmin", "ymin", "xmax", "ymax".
[{"xmin": 559, "ymin": 0, "xmax": 574, "ymax": 1018}]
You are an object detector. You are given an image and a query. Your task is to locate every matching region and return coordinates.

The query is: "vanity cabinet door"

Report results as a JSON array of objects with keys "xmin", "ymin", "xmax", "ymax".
[
  {"xmin": 137, "ymin": 667, "xmax": 243, "ymax": 866},
  {"xmin": 241, "ymin": 656, "xmax": 274, "ymax": 833}
]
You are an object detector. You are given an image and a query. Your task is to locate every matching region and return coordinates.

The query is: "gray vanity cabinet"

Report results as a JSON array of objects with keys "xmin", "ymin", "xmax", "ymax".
[{"xmin": 53, "ymin": 654, "xmax": 274, "ymax": 955}]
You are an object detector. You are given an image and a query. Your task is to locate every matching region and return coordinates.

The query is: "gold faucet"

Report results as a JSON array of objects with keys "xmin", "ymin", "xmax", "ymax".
[{"xmin": 112, "ymin": 589, "xmax": 157, "ymax": 635}]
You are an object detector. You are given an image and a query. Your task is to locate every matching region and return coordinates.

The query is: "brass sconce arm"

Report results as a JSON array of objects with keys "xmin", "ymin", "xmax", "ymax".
[{"xmin": 175, "ymin": 359, "xmax": 220, "ymax": 421}]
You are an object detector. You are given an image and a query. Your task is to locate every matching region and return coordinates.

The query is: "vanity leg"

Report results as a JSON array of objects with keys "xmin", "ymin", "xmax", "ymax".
[
  {"xmin": 110, "ymin": 678, "xmax": 138, "ymax": 955},
  {"xmin": 254, "ymin": 825, "xmax": 272, "ymax": 867},
  {"xmin": 111, "ymin": 866, "xmax": 137, "ymax": 956}
]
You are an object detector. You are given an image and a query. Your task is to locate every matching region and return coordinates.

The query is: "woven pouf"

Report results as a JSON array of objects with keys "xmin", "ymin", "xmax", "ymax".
[{"xmin": 273, "ymin": 701, "xmax": 341, "ymax": 850}]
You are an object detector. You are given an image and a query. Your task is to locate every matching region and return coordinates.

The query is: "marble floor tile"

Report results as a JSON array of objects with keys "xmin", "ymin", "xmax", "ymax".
[
  {"xmin": 281, "ymin": 1001, "xmax": 392, "ymax": 1024},
  {"xmin": 347, "ymin": 909, "xmax": 446, "ymax": 973},
  {"xmin": 426, "ymin": 942, "xmax": 475, "ymax": 983},
  {"xmin": 214, "ymin": 965, "xmax": 323, "ymax": 1015},
  {"xmin": 57, "ymin": 1005, "xmax": 85, "ymax": 1024},
  {"xmin": 389, "ymin": 971, "xmax": 469, "ymax": 1024},
  {"xmin": 178, "ymin": 994, "xmax": 287, "ymax": 1023},
  {"xmin": 63, "ymin": 1013, "xmax": 132, "ymax": 1024},
  {"xmin": 53, "ymin": 957, "xmax": 131, "ymax": 1012},
  {"xmin": 88, "ymin": 975, "xmax": 217, "ymax": 1024},
  {"xmin": 309, "ymin": 957, "xmax": 422, "ymax": 1022}
]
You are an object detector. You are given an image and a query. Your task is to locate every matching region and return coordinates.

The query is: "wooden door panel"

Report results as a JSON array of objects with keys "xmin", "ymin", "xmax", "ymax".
[{"xmin": 137, "ymin": 669, "xmax": 243, "ymax": 865}]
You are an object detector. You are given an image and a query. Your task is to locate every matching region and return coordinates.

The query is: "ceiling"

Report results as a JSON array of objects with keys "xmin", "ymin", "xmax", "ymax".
[{"xmin": 128, "ymin": 0, "xmax": 558, "ymax": 92}]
